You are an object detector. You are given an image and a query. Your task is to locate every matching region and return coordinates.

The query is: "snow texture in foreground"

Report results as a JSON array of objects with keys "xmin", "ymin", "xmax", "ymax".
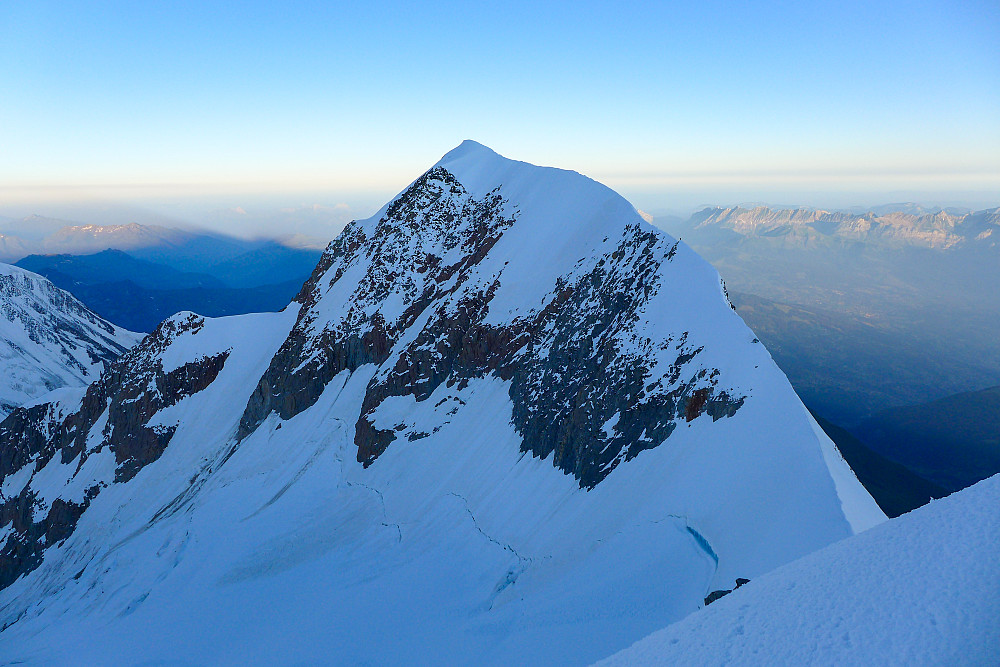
[{"xmin": 598, "ymin": 474, "xmax": 1000, "ymax": 666}]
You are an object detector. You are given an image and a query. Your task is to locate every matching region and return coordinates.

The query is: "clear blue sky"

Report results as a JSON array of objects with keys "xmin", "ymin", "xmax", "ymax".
[{"xmin": 1, "ymin": 0, "xmax": 998, "ymax": 217}]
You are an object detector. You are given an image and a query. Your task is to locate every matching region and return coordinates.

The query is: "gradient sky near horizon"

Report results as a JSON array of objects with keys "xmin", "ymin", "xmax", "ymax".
[{"xmin": 2, "ymin": 0, "xmax": 998, "ymax": 220}]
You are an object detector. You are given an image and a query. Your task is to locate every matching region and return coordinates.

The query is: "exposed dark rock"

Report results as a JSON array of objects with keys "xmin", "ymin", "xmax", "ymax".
[
  {"xmin": 705, "ymin": 578, "xmax": 751, "ymax": 605},
  {"xmin": 238, "ymin": 167, "xmax": 516, "ymax": 440},
  {"xmin": 0, "ymin": 312, "xmax": 230, "ymax": 590},
  {"xmin": 238, "ymin": 167, "xmax": 745, "ymax": 489},
  {"xmin": 704, "ymin": 589, "xmax": 732, "ymax": 605}
]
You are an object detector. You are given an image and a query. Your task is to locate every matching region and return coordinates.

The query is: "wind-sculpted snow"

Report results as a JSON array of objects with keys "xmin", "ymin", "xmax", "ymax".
[
  {"xmin": 0, "ymin": 142, "xmax": 884, "ymax": 664},
  {"xmin": 0, "ymin": 264, "xmax": 140, "ymax": 416}
]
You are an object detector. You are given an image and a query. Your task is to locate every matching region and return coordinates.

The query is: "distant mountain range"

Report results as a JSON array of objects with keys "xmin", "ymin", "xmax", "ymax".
[
  {"xmin": 15, "ymin": 247, "xmax": 321, "ymax": 332},
  {"xmin": 17, "ymin": 249, "xmax": 224, "ymax": 291},
  {"xmin": 683, "ymin": 204, "xmax": 999, "ymax": 250},
  {"xmin": 840, "ymin": 202, "xmax": 974, "ymax": 217},
  {"xmin": 1, "ymin": 222, "xmax": 324, "ymax": 332},
  {"xmin": 0, "ymin": 220, "xmax": 327, "ymax": 267}
]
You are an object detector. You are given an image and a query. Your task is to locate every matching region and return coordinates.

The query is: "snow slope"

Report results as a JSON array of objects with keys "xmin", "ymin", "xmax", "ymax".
[
  {"xmin": 0, "ymin": 263, "xmax": 140, "ymax": 416},
  {"xmin": 0, "ymin": 142, "xmax": 884, "ymax": 665},
  {"xmin": 598, "ymin": 474, "xmax": 1000, "ymax": 666}
]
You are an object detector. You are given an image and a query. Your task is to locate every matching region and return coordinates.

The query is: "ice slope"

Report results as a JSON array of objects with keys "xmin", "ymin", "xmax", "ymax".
[
  {"xmin": 0, "ymin": 263, "xmax": 140, "ymax": 416},
  {"xmin": 0, "ymin": 142, "xmax": 883, "ymax": 665},
  {"xmin": 598, "ymin": 474, "xmax": 1000, "ymax": 666}
]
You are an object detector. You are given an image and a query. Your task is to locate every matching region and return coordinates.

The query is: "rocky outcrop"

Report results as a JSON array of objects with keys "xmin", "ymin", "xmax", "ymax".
[
  {"xmin": 0, "ymin": 312, "xmax": 229, "ymax": 589},
  {"xmin": 703, "ymin": 577, "xmax": 751, "ymax": 606},
  {"xmin": 238, "ymin": 166, "xmax": 745, "ymax": 489},
  {"xmin": 238, "ymin": 167, "xmax": 519, "ymax": 438},
  {"xmin": 704, "ymin": 589, "xmax": 731, "ymax": 606}
]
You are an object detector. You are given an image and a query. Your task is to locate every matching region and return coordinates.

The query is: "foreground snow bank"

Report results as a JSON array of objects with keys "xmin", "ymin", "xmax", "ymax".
[{"xmin": 597, "ymin": 473, "xmax": 1000, "ymax": 666}]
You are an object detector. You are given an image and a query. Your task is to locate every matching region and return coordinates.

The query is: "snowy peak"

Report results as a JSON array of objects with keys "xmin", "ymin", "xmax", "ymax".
[
  {"xmin": 0, "ymin": 264, "xmax": 140, "ymax": 416},
  {"xmin": 438, "ymin": 138, "xmax": 503, "ymax": 163},
  {"xmin": 0, "ymin": 144, "xmax": 884, "ymax": 664},
  {"xmin": 241, "ymin": 144, "xmax": 750, "ymax": 487}
]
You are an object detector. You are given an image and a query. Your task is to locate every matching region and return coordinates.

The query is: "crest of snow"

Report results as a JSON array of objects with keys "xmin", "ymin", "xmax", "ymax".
[
  {"xmin": 809, "ymin": 412, "xmax": 885, "ymax": 533},
  {"xmin": 597, "ymin": 474, "xmax": 1000, "ymax": 666}
]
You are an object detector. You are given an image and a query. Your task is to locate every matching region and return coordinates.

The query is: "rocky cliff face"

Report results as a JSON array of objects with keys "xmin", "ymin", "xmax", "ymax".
[
  {"xmin": 239, "ymin": 164, "xmax": 745, "ymax": 488},
  {"xmin": 0, "ymin": 312, "xmax": 231, "ymax": 590},
  {"xmin": 0, "ymin": 142, "xmax": 884, "ymax": 665}
]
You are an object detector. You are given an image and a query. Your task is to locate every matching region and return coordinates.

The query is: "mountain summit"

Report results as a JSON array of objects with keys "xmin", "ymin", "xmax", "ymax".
[{"xmin": 0, "ymin": 142, "xmax": 883, "ymax": 664}]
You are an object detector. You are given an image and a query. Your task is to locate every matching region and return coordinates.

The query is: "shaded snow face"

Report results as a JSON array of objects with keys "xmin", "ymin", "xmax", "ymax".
[{"xmin": 240, "ymin": 163, "xmax": 745, "ymax": 488}]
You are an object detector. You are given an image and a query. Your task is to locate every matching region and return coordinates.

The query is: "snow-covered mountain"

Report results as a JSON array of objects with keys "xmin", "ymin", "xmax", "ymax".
[
  {"xmin": 599, "ymin": 473, "xmax": 1000, "ymax": 666},
  {"xmin": 0, "ymin": 264, "xmax": 141, "ymax": 417},
  {"xmin": 39, "ymin": 222, "xmax": 192, "ymax": 255},
  {"xmin": 0, "ymin": 221, "xmax": 194, "ymax": 262},
  {"xmin": 0, "ymin": 142, "xmax": 884, "ymax": 664}
]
